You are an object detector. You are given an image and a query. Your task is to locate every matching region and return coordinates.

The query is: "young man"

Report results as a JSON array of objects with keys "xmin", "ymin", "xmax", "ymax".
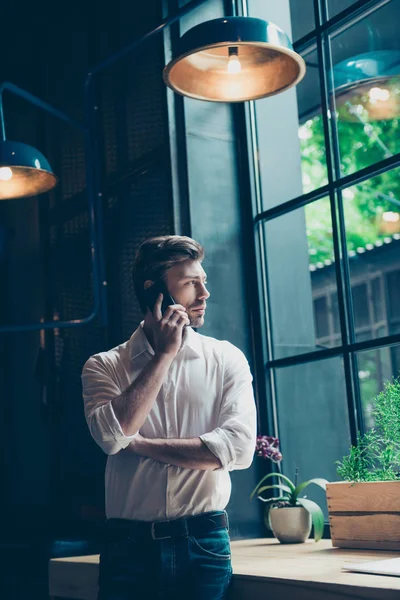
[{"xmin": 82, "ymin": 235, "xmax": 257, "ymax": 600}]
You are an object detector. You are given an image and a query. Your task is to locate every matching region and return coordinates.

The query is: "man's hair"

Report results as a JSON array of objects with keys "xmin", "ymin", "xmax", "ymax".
[{"xmin": 133, "ymin": 235, "xmax": 205, "ymax": 313}]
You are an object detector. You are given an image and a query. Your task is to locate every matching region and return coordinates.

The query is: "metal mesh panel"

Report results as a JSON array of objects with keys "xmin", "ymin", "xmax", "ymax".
[
  {"xmin": 41, "ymin": 23, "xmax": 173, "ymax": 518},
  {"xmin": 0, "ymin": 0, "xmax": 173, "ymax": 532},
  {"xmin": 105, "ymin": 163, "xmax": 173, "ymax": 344}
]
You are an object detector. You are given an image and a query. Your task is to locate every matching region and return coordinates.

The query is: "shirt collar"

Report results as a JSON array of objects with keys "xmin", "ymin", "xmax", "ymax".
[
  {"xmin": 129, "ymin": 322, "xmax": 202, "ymax": 360},
  {"xmin": 182, "ymin": 324, "xmax": 202, "ymax": 358}
]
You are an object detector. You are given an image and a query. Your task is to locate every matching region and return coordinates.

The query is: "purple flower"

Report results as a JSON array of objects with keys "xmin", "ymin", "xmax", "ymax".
[{"xmin": 255, "ymin": 435, "xmax": 283, "ymax": 463}]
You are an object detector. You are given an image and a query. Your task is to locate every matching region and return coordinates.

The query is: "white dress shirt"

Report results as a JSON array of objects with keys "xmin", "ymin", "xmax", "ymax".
[{"xmin": 82, "ymin": 323, "xmax": 257, "ymax": 522}]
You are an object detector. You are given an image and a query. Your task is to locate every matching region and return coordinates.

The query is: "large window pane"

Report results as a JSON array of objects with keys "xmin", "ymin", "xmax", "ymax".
[
  {"xmin": 255, "ymin": 42, "xmax": 327, "ymax": 210},
  {"xmin": 342, "ymin": 168, "xmax": 400, "ymax": 343},
  {"xmin": 387, "ymin": 270, "xmax": 400, "ymax": 332},
  {"xmin": 298, "ymin": 45, "xmax": 329, "ymax": 195},
  {"xmin": 327, "ymin": 0, "xmax": 358, "ymax": 19},
  {"xmin": 330, "ymin": 0, "xmax": 400, "ymax": 177},
  {"xmin": 275, "ymin": 356, "xmax": 351, "ymax": 518},
  {"xmin": 262, "ymin": 197, "xmax": 342, "ymax": 360},
  {"xmin": 356, "ymin": 344, "xmax": 400, "ymax": 430},
  {"xmin": 289, "ymin": 0, "xmax": 315, "ymax": 42},
  {"xmin": 247, "ymin": 0, "xmax": 327, "ymax": 210},
  {"xmin": 249, "ymin": 0, "xmax": 315, "ymax": 44}
]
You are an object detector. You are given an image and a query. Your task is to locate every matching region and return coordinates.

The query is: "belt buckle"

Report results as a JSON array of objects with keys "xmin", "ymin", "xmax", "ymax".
[{"xmin": 151, "ymin": 521, "xmax": 171, "ymax": 541}]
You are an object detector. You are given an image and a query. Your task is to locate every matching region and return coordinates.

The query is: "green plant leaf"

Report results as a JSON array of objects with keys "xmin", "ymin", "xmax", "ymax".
[
  {"xmin": 297, "ymin": 497, "xmax": 325, "ymax": 542},
  {"xmin": 295, "ymin": 478, "xmax": 329, "ymax": 498},
  {"xmin": 256, "ymin": 483, "xmax": 292, "ymax": 496},
  {"xmin": 336, "ymin": 377, "xmax": 400, "ymax": 482},
  {"xmin": 250, "ymin": 472, "xmax": 295, "ymax": 500},
  {"xmin": 301, "ymin": 115, "xmax": 400, "ymax": 266},
  {"xmin": 258, "ymin": 495, "xmax": 289, "ymax": 505}
]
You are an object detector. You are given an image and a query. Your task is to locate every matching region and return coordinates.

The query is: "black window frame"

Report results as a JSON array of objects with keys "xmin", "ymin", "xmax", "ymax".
[{"xmin": 242, "ymin": 0, "xmax": 400, "ymax": 443}]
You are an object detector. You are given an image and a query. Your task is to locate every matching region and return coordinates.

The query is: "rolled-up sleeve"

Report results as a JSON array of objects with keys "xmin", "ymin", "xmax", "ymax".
[
  {"xmin": 82, "ymin": 356, "xmax": 138, "ymax": 455},
  {"xmin": 200, "ymin": 343, "xmax": 257, "ymax": 471}
]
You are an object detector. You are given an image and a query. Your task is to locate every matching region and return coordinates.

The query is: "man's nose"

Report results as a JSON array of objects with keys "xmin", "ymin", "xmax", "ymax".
[{"xmin": 198, "ymin": 284, "xmax": 210, "ymax": 300}]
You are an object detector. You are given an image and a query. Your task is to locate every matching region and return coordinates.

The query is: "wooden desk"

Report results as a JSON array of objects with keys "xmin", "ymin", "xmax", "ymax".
[{"xmin": 49, "ymin": 538, "xmax": 400, "ymax": 600}]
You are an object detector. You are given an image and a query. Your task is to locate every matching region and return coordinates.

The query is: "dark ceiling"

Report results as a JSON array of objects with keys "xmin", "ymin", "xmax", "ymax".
[{"xmin": 0, "ymin": 0, "xmax": 397, "ymax": 125}]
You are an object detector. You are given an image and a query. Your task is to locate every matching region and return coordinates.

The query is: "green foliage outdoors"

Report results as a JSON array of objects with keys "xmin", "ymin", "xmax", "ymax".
[
  {"xmin": 300, "ymin": 111, "xmax": 400, "ymax": 265},
  {"xmin": 336, "ymin": 377, "xmax": 400, "ymax": 482},
  {"xmin": 250, "ymin": 472, "xmax": 328, "ymax": 542}
]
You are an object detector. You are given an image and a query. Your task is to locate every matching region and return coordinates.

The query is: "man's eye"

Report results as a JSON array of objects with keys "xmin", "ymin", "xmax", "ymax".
[{"xmin": 186, "ymin": 280, "xmax": 208, "ymax": 286}]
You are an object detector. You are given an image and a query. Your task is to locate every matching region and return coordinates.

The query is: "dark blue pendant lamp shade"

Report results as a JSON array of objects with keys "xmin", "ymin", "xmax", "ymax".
[
  {"xmin": 0, "ymin": 140, "xmax": 57, "ymax": 200},
  {"xmin": 163, "ymin": 17, "xmax": 306, "ymax": 102},
  {"xmin": 333, "ymin": 50, "xmax": 400, "ymax": 121}
]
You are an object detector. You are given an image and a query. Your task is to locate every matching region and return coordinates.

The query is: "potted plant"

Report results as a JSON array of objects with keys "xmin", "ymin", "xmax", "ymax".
[
  {"xmin": 327, "ymin": 377, "xmax": 400, "ymax": 550},
  {"xmin": 250, "ymin": 435, "xmax": 328, "ymax": 543}
]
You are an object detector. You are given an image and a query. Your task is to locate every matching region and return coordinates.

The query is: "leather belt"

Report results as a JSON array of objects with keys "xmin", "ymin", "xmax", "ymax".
[{"xmin": 105, "ymin": 511, "xmax": 229, "ymax": 541}]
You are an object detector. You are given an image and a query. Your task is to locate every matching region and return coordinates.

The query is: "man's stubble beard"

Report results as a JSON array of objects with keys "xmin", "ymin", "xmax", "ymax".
[{"xmin": 188, "ymin": 314, "xmax": 205, "ymax": 328}]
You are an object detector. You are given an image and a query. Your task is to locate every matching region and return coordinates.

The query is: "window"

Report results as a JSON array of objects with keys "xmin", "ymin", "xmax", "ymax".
[
  {"xmin": 327, "ymin": 0, "xmax": 359, "ymax": 19},
  {"xmin": 275, "ymin": 356, "xmax": 351, "ymax": 518},
  {"xmin": 247, "ymin": 0, "xmax": 400, "ymax": 489},
  {"xmin": 357, "ymin": 344, "xmax": 400, "ymax": 429},
  {"xmin": 260, "ymin": 196, "xmax": 342, "ymax": 360},
  {"xmin": 289, "ymin": 0, "xmax": 315, "ymax": 42}
]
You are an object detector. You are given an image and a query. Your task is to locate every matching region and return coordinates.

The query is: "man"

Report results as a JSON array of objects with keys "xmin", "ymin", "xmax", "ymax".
[{"xmin": 82, "ymin": 235, "xmax": 257, "ymax": 600}]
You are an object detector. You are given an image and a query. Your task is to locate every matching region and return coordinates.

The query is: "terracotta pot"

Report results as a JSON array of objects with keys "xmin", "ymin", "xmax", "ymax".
[{"xmin": 268, "ymin": 506, "xmax": 312, "ymax": 544}]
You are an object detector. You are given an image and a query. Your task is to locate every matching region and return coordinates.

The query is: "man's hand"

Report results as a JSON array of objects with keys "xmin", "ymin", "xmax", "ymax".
[{"xmin": 144, "ymin": 293, "xmax": 190, "ymax": 358}]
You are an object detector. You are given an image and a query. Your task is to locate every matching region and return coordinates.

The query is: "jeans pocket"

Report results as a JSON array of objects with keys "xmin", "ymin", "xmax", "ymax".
[{"xmin": 189, "ymin": 529, "xmax": 231, "ymax": 560}]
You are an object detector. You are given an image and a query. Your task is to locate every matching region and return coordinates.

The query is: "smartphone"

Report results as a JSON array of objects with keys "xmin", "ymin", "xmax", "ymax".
[{"xmin": 144, "ymin": 281, "xmax": 176, "ymax": 315}]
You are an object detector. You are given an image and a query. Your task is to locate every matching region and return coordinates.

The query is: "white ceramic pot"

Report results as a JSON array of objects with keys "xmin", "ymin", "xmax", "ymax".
[{"xmin": 269, "ymin": 506, "xmax": 312, "ymax": 544}]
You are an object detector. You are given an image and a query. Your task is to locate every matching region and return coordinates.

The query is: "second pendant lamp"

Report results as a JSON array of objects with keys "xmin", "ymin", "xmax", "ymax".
[{"xmin": 163, "ymin": 16, "xmax": 306, "ymax": 102}]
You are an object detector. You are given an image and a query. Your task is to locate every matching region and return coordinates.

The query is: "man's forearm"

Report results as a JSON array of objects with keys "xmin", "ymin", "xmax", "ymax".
[
  {"xmin": 111, "ymin": 353, "xmax": 173, "ymax": 436},
  {"xmin": 127, "ymin": 435, "xmax": 222, "ymax": 470}
]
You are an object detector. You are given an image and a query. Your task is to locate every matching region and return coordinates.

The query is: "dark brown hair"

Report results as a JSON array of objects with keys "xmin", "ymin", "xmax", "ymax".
[{"xmin": 132, "ymin": 235, "xmax": 205, "ymax": 313}]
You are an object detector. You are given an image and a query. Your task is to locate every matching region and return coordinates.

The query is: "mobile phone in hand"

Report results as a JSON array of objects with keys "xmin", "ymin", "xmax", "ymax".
[{"xmin": 144, "ymin": 281, "xmax": 176, "ymax": 315}]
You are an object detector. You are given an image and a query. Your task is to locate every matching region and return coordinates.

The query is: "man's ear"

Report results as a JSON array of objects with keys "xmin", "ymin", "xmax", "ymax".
[{"xmin": 144, "ymin": 280, "xmax": 154, "ymax": 291}]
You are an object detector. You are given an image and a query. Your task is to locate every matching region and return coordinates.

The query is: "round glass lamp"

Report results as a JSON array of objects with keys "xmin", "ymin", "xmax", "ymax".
[
  {"xmin": 163, "ymin": 17, "xmax": 306, "ymax": 102},
  {"xmin": 0, "ymin": 140, "xmax": 58, "ymax": 200},
  {"xmin": 333, "ymin": 50, "xmax": 400, "ymax": 121}
]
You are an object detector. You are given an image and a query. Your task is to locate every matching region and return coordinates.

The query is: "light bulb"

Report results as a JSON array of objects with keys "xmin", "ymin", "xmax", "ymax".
[
  {"xmin": 228, "ymin": 54, "xmax": 241, "ymax": 74},
  {"xmin": 227, "ymin": 47, "xmax": 241, "ymax": 74},
  {"xmin": 0, "ymin": 167, "xmax": 13, "ymax": 181},
  {"xmin": 369, "ymin": 87, "xmax": 390, "ymax": 102}
]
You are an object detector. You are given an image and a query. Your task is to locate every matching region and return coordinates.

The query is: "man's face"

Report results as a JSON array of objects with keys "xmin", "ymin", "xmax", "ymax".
[{"xmin": 165, "ymin": 259, "xmax": 210, "ymax": 328}]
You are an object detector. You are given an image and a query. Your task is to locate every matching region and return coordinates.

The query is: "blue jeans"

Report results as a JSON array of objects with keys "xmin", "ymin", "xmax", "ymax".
[{"xmin": 98, "ymin": 512, "xmax": 232, "ymax": 600}]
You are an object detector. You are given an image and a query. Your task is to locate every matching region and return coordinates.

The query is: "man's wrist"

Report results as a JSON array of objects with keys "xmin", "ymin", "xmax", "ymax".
[
  {"xmin": 131, "ymin": 433, "xmax": 146, "ymax": 453},
  {"xmin": 153, "ymin": 351, "xmax": 176, "ymax": 364}
]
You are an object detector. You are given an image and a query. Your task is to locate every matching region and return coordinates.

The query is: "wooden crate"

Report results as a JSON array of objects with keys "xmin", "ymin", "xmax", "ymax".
[{"xmin": 326, "ymin": 480, "xmax": 400, "ymax": 550}]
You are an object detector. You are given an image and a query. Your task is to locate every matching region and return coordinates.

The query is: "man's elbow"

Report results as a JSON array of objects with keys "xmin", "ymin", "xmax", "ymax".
[
  {"xmin": 103, "ymin": 442, "xmax": 122, "ymax": 456},
  {"xmin": 232, "ymin": 447, "xmax": 255, "ymax": 471},
  {"xmin": 211, "ymin": 457, "xmax": 224, "ymax": 471},
  {"xmin": 88, "ymin": 420, "xmax": 122, "ymax": 456},
  {"xmin": 91, "ymin": 436, "xmax": 122, "ymax": 456}
]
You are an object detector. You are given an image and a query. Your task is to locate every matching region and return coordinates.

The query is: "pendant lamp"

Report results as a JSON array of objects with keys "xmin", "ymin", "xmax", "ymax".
[
  {"xmin": 163, "ymin": 16, "xmax": 306, "ymax": 102},
  {"xmin": 0, "ymin": 140, "xmax": 57, "ymax": 200},
  {"xmin": 333, "ymin": 50, "xmax": 400, "ymax": 121}
]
